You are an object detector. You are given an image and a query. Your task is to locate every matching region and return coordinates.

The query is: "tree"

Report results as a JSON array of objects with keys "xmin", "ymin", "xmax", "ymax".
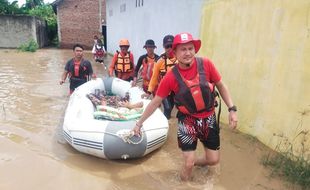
[
  {"xmin": 0, "ymin": 0, "xmax": 58, "ymax": 45},
  {"xmin": 28, "ymin": 4, "xmax": 57, "ymax": 44},
  {"xmin": 0, "ymin": 0, "xmax": 24, "ymax": 14},
  {"xmin": 24, "ymin": 0, "xmax": 44, "ymax": 9}
]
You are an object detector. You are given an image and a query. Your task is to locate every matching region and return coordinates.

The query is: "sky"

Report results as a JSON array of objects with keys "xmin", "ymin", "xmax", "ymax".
[{"xmin": 9, "ymin": 0, "xmax": 55, "ymax": 7}]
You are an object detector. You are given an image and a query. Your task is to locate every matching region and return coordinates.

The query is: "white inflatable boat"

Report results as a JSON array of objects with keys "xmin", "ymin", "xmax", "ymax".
[{"xmin": 62, "ymin": 77, "xmax": 169, "ymax": 160}]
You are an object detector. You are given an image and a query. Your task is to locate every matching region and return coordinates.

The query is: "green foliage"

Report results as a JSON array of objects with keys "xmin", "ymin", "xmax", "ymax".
[
  {"xmin": 18, "ymin": 39, "xmax": 39, "ymax": 52},
  {"xmin": 0, "ymin": 0, "xmax": 24, "ymax": 14},
  {"xmin": 262, "ymin": 134, "xmax": 310, "ymax": 189},
  {"xmin": 0, "ymin": 0, "xmax": 58, "ymax": 45},
  {"xmin": 262, "ymin": 153, "xmax": 310, "ymax": 189},
  {"xmin": 24, "ymin": 0, "xmax": 43, "ymax": 9},
  {"xmin": 28, "ymin": 5, "xmax": 55, "ymax": 26},
  {"xmin": 28, "ymin": 4, "xmax": 57, "ymax": 43}
]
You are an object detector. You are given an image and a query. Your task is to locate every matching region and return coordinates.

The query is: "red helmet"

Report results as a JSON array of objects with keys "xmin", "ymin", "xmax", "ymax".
[{"xmin": 172, "ymin": 32, "xmax": 201, "ymax": 53}]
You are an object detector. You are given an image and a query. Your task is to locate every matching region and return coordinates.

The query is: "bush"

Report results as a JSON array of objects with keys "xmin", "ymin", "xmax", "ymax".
[
  {"xmin": 262, "ymin": 131, "xmax": 310, "ymax": 189},
  {"xmin": 263, "ymin": 152, "xmax": 310, "ymax": 189},
  {"xmin": 18, "ymin": 39, "xmax": 39, "ymax": 52}
]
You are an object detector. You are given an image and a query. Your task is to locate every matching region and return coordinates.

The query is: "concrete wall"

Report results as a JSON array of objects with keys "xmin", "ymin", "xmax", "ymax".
[
  {"xmin": 56, "ymin": 0, "xmax": 106, "ymax": 49},
  {"xmin": 200, "ymin": 0, "xmax": 310, "ymax": 157},
  {"xmin": 0, "ymin": 15, "xmax": 48, "ymax": 48},
  {"xmin": 106, "ymin": 0, "xmax": 205, "ymax": 57}
]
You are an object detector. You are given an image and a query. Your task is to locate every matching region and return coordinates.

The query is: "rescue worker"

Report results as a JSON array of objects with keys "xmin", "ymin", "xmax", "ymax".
[
  {"xmin": 145, "ymin": 35, "xmax": 177, "ymax": 119},
  {"xmin": 132, "ymin": 32, "xmax": 238, "ymax": 181},
  {"xmin": 132, "ymin": 39, "xmax": 159, "ymax": 93},
  {"xmin": 92, "ymin": 39, "xmax": 106, "ymax": 68},
  {"xmin": 108, "ymin": 39, "xmax": 135, "ymax": 82},
  {"xmin": 60, "ymin": 44, "xmax": 96, "ymax": 95}
]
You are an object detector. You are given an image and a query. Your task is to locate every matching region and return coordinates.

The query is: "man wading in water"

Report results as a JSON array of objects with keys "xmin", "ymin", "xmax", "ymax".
[
  {"xmin": 132, "ymin": 32, "xmax": 238, "ymax": 181},
  {"xmin": 59, "ymin": 44, "xmax": 96, "ymax": 95}
]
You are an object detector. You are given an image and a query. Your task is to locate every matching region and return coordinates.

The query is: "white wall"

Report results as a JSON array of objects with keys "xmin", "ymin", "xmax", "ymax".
[{"xmin": 106, "ymin": 0, "xmax": 205, "ymax": 61}]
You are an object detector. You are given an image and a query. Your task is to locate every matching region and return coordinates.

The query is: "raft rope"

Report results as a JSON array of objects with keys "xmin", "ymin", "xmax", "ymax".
[
  {"xmin": 68, "ymin": 127, "xmax": 168, "ymax": 145},
  {"xmin": 117, "ymin": 130, "xmax": 143, "ymax": 145}
]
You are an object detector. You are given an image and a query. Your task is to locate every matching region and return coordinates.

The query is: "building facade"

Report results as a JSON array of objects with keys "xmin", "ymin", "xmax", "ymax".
[
  {"xmin": 106, "ymin": 0, "xmax": 204, "ymax": 56},
  {"xmin": 53, "ymin": 0, "xmax": 106, "ymax": 49}
]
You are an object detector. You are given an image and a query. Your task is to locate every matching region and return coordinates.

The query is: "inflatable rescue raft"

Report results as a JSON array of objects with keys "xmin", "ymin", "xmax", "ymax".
[{"xmin": 62, "ymin": 77, "xmax": 169, "ymax": 159}]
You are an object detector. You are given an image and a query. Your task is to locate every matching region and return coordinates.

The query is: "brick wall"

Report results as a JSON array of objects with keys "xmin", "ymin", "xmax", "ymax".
[{"xmin": 57, "ymin": 0, "xmax": 106, "ymax": 49}]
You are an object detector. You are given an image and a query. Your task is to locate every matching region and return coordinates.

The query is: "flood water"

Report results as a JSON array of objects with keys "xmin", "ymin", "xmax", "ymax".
[{"xmin": 0, "ymin": 49, "xmax": 291, "ymax": 190}]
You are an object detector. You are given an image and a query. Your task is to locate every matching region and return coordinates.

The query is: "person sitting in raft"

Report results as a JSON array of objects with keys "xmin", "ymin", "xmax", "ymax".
[
  {"xmin": 87, "ymin": 92, "xmax": 143, "ymax": 109},
  {"xmin": 119, "ymin": 101, "xmax": 143, "ymax": 109}
]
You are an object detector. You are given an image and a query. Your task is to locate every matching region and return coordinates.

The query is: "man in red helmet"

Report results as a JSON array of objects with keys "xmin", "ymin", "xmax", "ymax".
[
  {"xmin": 109, "ymin": 39, "xmax": 135, "ymax": 81},
  {"xmin": 132, "ymin": 32, "xmax": 238, "ymax": 181}
]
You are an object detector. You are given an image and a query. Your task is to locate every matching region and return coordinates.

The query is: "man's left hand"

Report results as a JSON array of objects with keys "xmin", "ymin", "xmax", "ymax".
[{"xmin": 228, "ymin": 111, "xmax": 237, "ymax": 129}]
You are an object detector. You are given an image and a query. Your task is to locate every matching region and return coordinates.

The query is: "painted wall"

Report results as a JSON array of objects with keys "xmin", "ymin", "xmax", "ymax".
[
  {"xmin": 0, "ymin": 15, "xmax": 48, "ymax": 48},
  {"xmin": 200, "ymin": 0, "xmax": 310, "ymax": 157},
  {"xmin": 106, "ymin": 0, "xmax": 205, "ymax": 58}
]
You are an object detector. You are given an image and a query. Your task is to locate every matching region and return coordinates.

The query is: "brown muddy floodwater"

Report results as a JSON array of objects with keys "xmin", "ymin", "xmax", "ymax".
[{"xmin": 0, "ymin": 49, "xmax": 293, "ymax": 190}]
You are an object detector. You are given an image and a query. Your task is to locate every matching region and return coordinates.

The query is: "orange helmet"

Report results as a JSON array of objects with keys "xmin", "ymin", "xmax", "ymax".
[{"xmin": 119, "ymin": 39, "xmax": 130, "ymax": 47}]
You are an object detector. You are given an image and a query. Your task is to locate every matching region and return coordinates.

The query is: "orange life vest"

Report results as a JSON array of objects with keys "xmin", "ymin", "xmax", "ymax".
[
  {"xmin": 172, "ymin": 57, "xmax": 215, "ymax": 114},
  {"xmin": 115, "ymin": 51, "xmax": 134, "ymax": 73},
  {"xmin": 158, "ymin": 55, "xmax": 176, "ymax": 81},
  {"xmin": 141, "ymin": 55, "xmax": 156, "ymax": 81}
]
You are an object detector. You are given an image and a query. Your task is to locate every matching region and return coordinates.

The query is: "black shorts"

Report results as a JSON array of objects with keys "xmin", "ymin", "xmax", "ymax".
[
  {"xmin": 70, "ymin": 77, "xmax": 87, "ymax": 91},
  {"xmin": 177, "ymin": 112, "xmax": 220, "ymax": 151},
  {"xmin": 95, "ymin": 58, "xmax": 104, "ymax": 63}
]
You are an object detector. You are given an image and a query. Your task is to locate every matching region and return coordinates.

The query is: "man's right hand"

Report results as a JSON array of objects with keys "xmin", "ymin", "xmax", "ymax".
[
  {"xmin": 132, "ymin": 122, "xmax": 142, "ymax": 137},
  {"xmin": 132, "ymin": 77, "xmax": 137, "ymax": 87},
  {"xmin": 141, "ymin": 93, "xmax": 151, "ymax": 99},
  {"xmin": 59, "ymin": 80, "xmax": 65, "ymax": 85}
]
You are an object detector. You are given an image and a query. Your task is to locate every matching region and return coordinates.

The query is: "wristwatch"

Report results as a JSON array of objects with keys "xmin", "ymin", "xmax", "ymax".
[{"xmin": 228, "ymin": 105, "xmax": 237, "ymax": 112}]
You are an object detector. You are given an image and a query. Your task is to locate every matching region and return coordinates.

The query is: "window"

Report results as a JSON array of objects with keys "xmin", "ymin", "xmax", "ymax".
[
  {"xmin": 136, "ymin": 0, "xmax": 144, "ymax": 7},
  {"xmin": 120, "ymin": 3, "xmax": 126, "ymax": 12}
]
